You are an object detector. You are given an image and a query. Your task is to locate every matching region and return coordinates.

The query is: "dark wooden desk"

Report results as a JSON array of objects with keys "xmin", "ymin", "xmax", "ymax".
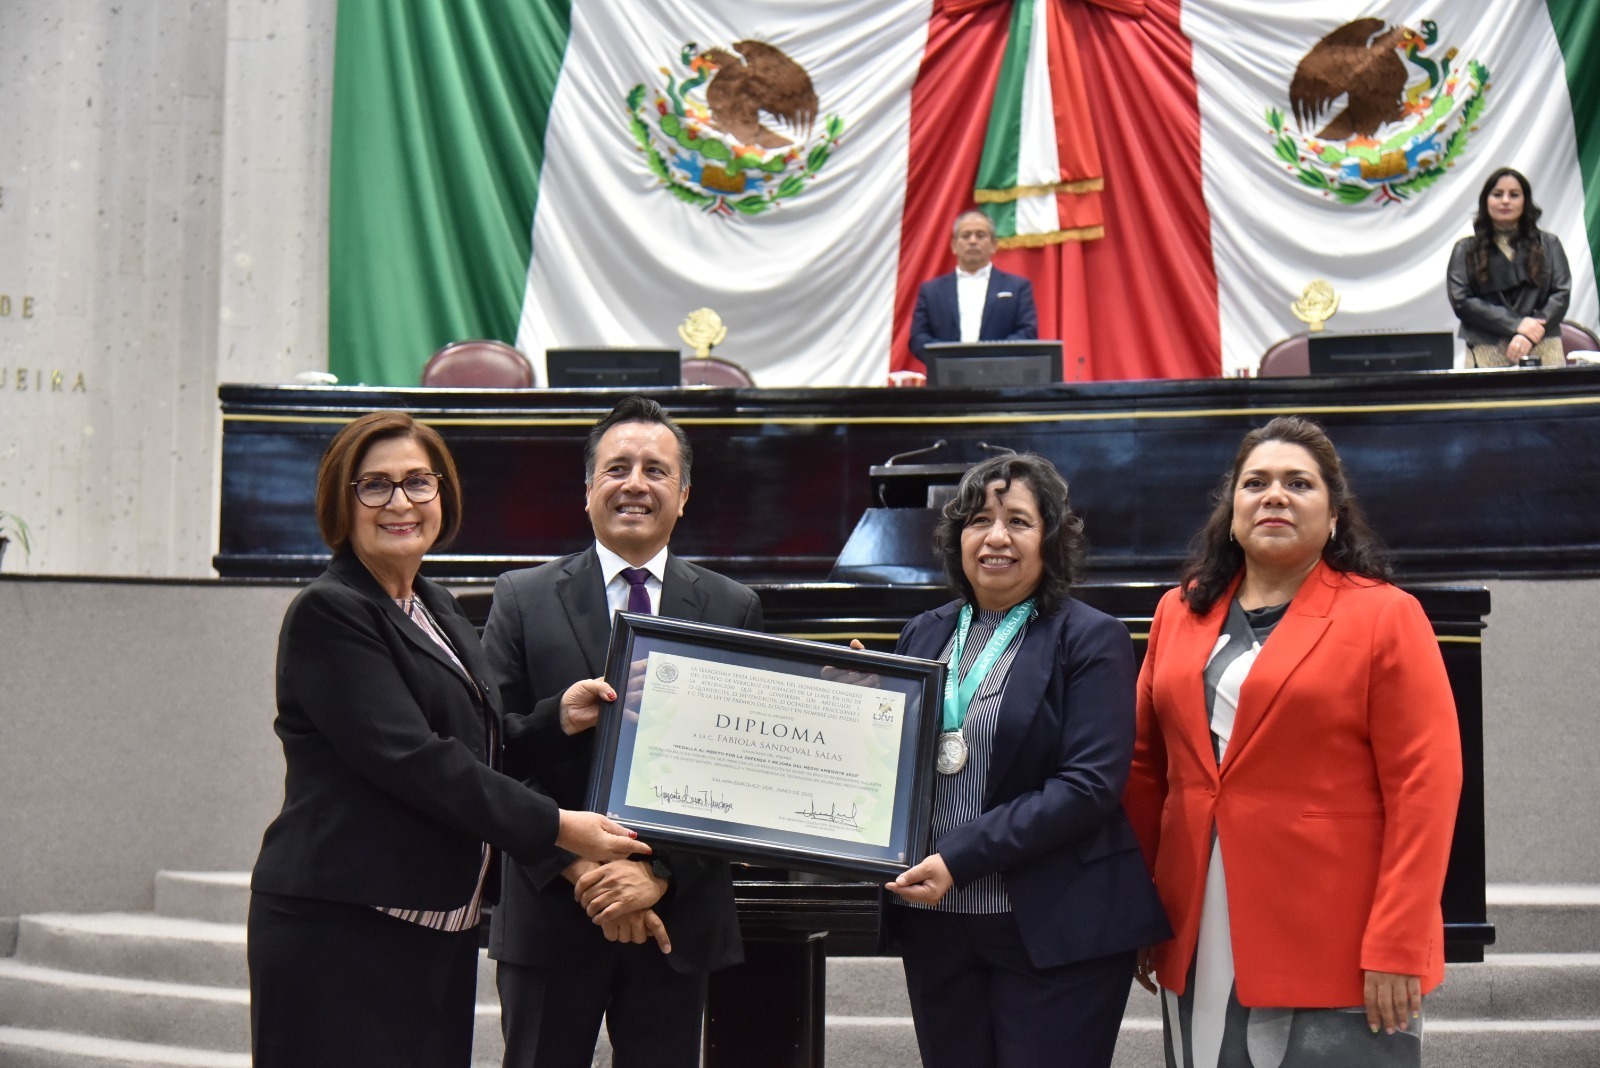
[
  {"xmin": 220, "ymin": 373, "xmax": 1517, "ymax": 1065},
  {"xmin": 217, "ymin": 367, "xmax": 1600, "ymax": 582}
]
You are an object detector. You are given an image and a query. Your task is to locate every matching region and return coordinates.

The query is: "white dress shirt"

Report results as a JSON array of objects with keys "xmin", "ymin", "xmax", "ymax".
[
  {"xmin": 956, "ymin": 263, "xmax": 992, "ymax": 343},
  {"xmin": 595, "ymin": 540, "xmax": 667, "ymax": 616}
]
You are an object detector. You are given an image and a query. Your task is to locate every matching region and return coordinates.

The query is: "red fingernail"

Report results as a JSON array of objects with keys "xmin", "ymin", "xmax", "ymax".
[{"xmin": 607, "ymin": 691, "xmax": 616, "ymax": 700}]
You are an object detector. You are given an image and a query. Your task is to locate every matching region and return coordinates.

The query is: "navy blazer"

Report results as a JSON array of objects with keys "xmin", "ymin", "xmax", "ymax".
[
  {"xmin": 483, "ymin": 546, "xmax": 763, "ymax": 974},
  {"xmin": 909, "ymin": 267, "xmax": 1039, "ymax": 360},
  {"xmin": 892, "ymin": 597, "xmax": 1170, "ymax": 970},
  {"xmin": 251, "ymin": 552, "xmax": 561, "ymax": 911}
]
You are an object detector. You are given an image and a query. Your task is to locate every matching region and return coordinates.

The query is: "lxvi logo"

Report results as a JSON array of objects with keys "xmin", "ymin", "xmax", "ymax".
[
  {"xmin": 628, "ymin": 40, "xmax": 845, "ymax": 218},
  {"xmin": 1265, "ymin": 18, "xmax": 1489, "ymax": 205}
]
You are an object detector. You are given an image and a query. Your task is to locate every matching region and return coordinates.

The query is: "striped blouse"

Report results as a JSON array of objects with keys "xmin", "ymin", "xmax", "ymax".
[
  {"xmin": 374, "ymin": 596, "xmax": 493, "ymax": 933},
  {"xmin": 898, "ymin": 606, "xmax": 1028, "ymax": 915}
]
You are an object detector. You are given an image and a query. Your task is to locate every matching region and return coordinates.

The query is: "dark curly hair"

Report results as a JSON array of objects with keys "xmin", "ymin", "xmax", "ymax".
[
  {"xmin": 932, "ymin": 453, "xmax": 1085, "ymax": 618},
  {"xmin": 1470, "ymin": 166, "xmax": 1547, "ymax": 288},
  {"xmin": 1179, "ymin": 416, "xmax": 1391, "ymax": 616}
]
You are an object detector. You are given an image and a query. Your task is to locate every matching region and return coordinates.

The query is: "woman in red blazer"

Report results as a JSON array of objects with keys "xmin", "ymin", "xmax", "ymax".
[{"xmin": 1123, "ymin": 416, "xmax": 1461, "ymax": 1068}]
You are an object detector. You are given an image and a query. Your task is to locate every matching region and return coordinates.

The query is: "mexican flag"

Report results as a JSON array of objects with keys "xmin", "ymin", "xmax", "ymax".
[
  {"xmin": 329, "ymin": 0, "xmax": 1599, "ymax": 387},
  {"xmin": 1188, "ymin": 0, "xmax": 1599, "ymax": 374}
]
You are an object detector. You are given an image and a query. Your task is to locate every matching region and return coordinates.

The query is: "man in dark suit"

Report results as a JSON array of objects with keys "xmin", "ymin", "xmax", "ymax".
[
  {"xmin": 483, "ymin": 395, "xmax": 762, "ymax": 1068},
  {"xmin": 909, "ymin": 210, "xmax": 1039, "ymax": 361}
]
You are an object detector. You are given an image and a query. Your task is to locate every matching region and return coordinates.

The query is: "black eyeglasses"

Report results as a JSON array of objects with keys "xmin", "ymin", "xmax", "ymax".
[{"xmin": 351, "ymin": 472, "xmax": 443, "ymax": 508}]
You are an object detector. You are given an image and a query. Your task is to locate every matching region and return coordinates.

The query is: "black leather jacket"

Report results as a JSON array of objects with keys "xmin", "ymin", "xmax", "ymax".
[{"xmin": 1447, "ymin": 230, "xmax": 1571, "ymax": 347}]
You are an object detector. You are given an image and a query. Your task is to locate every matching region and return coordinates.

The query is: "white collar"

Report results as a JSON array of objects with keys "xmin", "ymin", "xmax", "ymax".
[
  {"xmin": 595, "ymin": 540, "xmax": 669, "ymax": 585},
  {"xmin": 956, "ymin": 263, "xmax": 992, "ymax": 283}
]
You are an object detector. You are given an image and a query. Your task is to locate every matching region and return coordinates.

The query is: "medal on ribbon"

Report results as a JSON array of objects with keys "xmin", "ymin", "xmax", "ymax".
[{"xmin": 938, "ymin": 598, "xmax": 1033, "ymax": 775}]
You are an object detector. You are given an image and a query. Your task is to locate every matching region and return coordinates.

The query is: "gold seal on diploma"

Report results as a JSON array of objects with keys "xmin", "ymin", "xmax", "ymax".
[
  {"xmin": 678, "ymin": 308, "xmax": 729, "ymax": 358},
  {"xmin": 1291, "ymin": 280, "xmax": 1340, "ymax": 332}
]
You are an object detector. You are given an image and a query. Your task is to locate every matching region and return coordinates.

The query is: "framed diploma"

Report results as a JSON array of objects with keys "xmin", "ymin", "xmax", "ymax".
[{"xmin": 586, "ymin": 613, "xmax": 946, "ymax": 878}]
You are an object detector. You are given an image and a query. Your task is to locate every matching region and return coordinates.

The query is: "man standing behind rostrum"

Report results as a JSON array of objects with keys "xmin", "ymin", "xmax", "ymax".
[
  {"xmin": 483, "ymin": 395, "xmax": 763, "ymax": 1068},
  {"xmin": 909, "ymin": 209, "xmax": 1039, "ymax": 362}
]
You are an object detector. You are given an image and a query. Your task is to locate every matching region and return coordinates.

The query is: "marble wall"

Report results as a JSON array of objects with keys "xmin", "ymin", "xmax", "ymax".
[{"xmin": 0, "ymin": 0, "xmax": 334, "ymax": 577}]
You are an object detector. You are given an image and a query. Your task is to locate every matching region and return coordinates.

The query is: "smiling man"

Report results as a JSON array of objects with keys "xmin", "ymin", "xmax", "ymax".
[
  {"xmin": 908, "ymin": 209, "xmax": 1039, "ymax": 362},
  {"xmin": 481, "ymin": 395, "xmax": 761, "ymax": 1068}
]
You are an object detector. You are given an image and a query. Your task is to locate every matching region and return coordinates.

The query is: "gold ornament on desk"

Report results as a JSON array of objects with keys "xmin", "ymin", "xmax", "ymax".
[
  {"xmin": 678, "ymin": 308, "xmax": 728, "ymax": 358},
  {"xmin": 1291, "ymin": 280, "xmax": 1340, "ymax": 332}
]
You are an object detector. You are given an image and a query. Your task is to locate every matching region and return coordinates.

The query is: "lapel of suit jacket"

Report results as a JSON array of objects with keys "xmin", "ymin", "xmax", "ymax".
[
  {"xmin": 929, "ymin": 272, "xmax": 958, "ymax": 338},
  {"xmin": 979, "ymin": 269, "xmax": 1008, "ymax": 339},
  {"xmin": 983, "ymin": 603, "xmax": 1067, "ymax": 798},
  {"xmin": 415, "ymin": 575, "xmax": 492, "ymax": 696},
  {"xmin": 328, "ymin": 553, "xmax": 478, "ymax": 700},
  {"xmin": 555, "ymin": 546, "xmax": 613, "ymax": 678},
  {"xmin": 905, "ymin": 600, "xmax": 1060, "ymax": 800},
  {"xmin": 659, "ymin": 552, "xmax": 709, "ymax": 621},
  {"xmin": 1164, "ymin": 582, "xmax": 1236, "ymax": 780},
  {"xmin": 1222, "ymin": 561, "xmax": 1340, "ymax": 775}
]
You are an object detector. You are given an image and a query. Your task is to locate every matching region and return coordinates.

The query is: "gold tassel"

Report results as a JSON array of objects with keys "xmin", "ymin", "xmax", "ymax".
[
  {"xmin": 973, "ymin": 177, "xmax": 1104, "ymax": 204},
  {"xmin": 997, "ymin": 225, "xmax": 1105, "ymax": 248}
]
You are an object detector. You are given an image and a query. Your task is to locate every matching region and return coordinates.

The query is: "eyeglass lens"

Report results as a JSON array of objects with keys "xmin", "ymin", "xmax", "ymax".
[{"xmin": 354, "ymin": 474, "xmax": 440, "ymax": 507}]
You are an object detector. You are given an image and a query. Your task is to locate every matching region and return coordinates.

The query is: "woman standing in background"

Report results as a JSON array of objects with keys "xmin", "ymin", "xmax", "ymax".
[{"xmin": 1447, "ymin": 166, "xmax": 1571, "ymax": 367}]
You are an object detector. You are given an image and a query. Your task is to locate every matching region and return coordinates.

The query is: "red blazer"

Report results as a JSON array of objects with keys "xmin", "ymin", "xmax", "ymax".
[{"xmin": 1123, "ymin": 562, "xmax": 1462, "ymax": 1007}]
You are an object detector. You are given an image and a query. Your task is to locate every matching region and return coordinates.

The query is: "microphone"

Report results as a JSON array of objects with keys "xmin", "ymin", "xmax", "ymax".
[{"xmin": 885, "ymin": 439, "xmax": 948, "ymax": 466}]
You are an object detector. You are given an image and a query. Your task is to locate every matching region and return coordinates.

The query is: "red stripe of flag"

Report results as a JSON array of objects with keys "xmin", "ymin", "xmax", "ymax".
[{"xmin": 895, "ymin": 0, "xmax": 1218, "ymax": 381}]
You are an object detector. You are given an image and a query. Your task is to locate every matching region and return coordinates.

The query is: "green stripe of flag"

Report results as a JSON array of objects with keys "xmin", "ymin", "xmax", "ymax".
[
  {"xmin": 974, "ymin": 0, "xmax": 1036, "ymax": 239},
  {"xmin": 1546, "ymin": 0, "xmax": 1599, "ymax": 292},
  {"xmin": 328, "ymin": 2, "xmax": 572, "ymax": 385}
]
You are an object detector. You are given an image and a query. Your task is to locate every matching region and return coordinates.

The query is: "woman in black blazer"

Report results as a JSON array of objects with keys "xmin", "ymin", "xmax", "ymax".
[
  {"xmin": 248, "ymin": 411, "xmax": 648, "ymax": 1068},
  {"xmin": 1446, "ymin": 166, "xmax": 1572, "ymax": 367},
  {"xmin": 884, "ymin": 453, "xmax": 1169, "ymax": 1068}
]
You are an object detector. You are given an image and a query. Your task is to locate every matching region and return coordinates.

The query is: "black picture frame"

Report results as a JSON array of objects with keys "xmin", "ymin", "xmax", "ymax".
[{"xmin": 585, "ymin": 613, "xmax": 946, "ymax": 878}]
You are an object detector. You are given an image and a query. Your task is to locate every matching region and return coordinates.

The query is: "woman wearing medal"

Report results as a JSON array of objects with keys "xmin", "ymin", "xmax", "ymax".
[{"xmin": 884, "ymin": 453, "xmax": 1170, "ymax": 1068}]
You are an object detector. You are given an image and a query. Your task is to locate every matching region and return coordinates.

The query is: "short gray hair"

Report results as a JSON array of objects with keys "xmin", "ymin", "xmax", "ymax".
[{"xmin": 950, "ymin": 210, "xmax": 996, "ymax": 241}]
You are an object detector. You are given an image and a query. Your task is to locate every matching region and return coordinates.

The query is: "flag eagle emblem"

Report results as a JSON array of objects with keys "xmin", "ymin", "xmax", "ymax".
[
  {"xmin": 627, "ymin": 40, "xmax": 845, "ymax": 218},
  {"xmin": 1264, "ymin": 18, "xmax": 1490, "ymax": 206}
]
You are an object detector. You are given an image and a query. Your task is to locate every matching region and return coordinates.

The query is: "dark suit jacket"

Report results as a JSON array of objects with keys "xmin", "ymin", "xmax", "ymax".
[
  {"xmin": 909, "ymin": 267, "xmax": 1039, "ymax": 360},
  {"xmin": 891, "ymin": 597, "xmax": 1170, "ymax": 970},
  {"xmin": 251, "ymin": 552, "xmax": 560, "ymax": 910},
  {"xmin": 483, "ymin": 546, "xmax": 763, "ymax": 974}
]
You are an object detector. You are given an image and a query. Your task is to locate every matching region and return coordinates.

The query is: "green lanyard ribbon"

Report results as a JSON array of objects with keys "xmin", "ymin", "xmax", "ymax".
[{"xmin": 941, "ymin": 598, "xmax": 1033, "ymax": 732}]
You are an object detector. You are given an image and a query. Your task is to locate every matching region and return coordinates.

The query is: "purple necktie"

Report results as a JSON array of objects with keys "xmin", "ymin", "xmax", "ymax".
[{"xmin": 621, "ymin": 567, "xmax": 652, "ymax": 615}]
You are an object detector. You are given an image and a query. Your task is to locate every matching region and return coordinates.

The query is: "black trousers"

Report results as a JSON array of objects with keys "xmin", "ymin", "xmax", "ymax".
[
  {"xmin": 496, "ymin": 943, "xmax": 707, "ymax": 1068},
  {"xmin": 898, "ymin": 907, "xmax": 1135, "ymax": 1068},
  {"xmin": 248, "ymin": 890, "xmax": 480, "ymax": 1068}
]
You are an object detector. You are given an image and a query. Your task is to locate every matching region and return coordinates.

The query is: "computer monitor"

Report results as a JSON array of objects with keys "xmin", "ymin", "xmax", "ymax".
[
  {"xmin": 923, "ymin": 340, "xmax": 1064, "ymax": 387},
  {"xmin": 1306, "ymin": 332, "xmax": 1455, "ymax": 375},
  {"xmin": 545, "ymin": 348, "xmax": 681, "ymax": 388}
]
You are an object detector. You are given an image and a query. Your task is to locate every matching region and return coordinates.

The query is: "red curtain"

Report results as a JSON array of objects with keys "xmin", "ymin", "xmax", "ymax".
[{"xmin": 894, "ymin": 0, "xmax": 1219, "ymax": 380}]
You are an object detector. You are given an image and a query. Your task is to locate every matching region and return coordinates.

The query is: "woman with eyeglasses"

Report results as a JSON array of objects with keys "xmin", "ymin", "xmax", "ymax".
[{"xmin": 248, "ymin": 411, "xmax": 650, "ymax": 1067}]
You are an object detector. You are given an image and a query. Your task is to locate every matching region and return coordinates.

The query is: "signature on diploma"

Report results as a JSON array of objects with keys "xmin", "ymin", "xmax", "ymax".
[
  {"xmin": 653, "ymin": 784, "xmax": 734, "ymax": 815},
  {"xmin": 794, "ymin": 798, "xmax": 859, "ymax": 829}
]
